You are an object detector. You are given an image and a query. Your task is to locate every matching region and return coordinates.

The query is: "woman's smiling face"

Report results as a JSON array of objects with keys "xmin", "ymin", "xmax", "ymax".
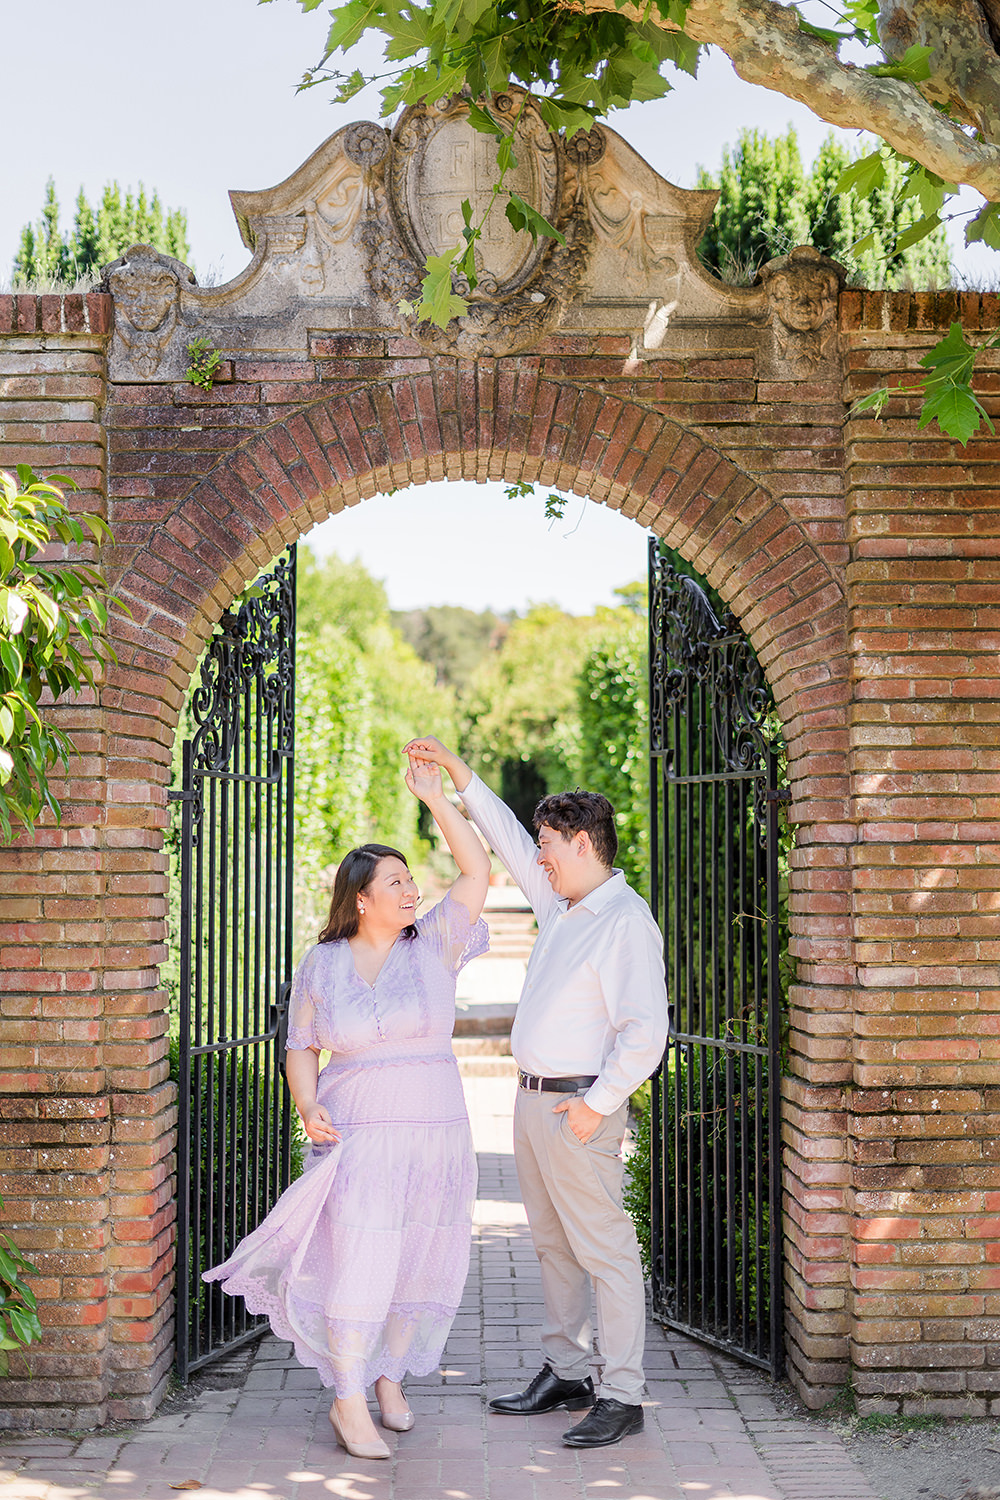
[{"xmin": 359, "ymin": 855, "xmax": 418, "ymax": 932}]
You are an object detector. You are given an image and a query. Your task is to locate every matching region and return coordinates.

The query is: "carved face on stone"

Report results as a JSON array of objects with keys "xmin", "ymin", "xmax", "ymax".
[
  {"xmin": 109, "ymin": 254, "xmax": 180, "ymax": 332},
  {"xmin": 768, "ymin": 264, "xmax": 839, "ymax": 333}
]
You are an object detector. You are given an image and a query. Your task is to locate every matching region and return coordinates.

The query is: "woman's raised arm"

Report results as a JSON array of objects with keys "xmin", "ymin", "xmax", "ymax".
[{"xmin": 405, "ymin": 751, "xmax": 490, "ymax": 923}]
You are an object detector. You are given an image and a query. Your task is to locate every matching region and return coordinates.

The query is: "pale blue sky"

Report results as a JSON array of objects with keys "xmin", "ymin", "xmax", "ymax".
[{"xmin": 4, "ymin": 2, "xmax": 991, "ymax": 612}]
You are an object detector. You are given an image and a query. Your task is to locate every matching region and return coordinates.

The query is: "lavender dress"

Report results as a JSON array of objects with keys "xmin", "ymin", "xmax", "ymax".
[{"xmin": 203, "ymin": 892, "xmax": 487, "ymax": 1396}]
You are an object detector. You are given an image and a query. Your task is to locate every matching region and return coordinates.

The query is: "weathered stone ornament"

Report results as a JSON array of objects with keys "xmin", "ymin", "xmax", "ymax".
[
  {"xmin": 758, "ymin": 245, "xmax": 846, "ymax": 372},
  {"xmin": 104, "ymin": 246, "xmax": 196, "ymax": 381},
  {"xmin": 100, "ymin": 103, "xmax": 796, "ymax": 376},
  {"xmin": 371, "ymin": 92, "xmax": 591, "ymax": 357}
]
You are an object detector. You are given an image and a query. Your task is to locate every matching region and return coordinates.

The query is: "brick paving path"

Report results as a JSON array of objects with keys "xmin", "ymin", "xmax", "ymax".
[{"xmin": 0, "ymin": 1077, "xmax": 881, "ymax": 1500}]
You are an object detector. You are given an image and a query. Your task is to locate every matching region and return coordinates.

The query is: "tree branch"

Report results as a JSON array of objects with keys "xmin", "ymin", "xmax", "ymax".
[
  {"xmin": 577, "ymin": 0, "xmax": 1000, "ymax": 199},
  {"xmin": 878, "ymin": 0, "xmax": 1000, "ymax": 141}
]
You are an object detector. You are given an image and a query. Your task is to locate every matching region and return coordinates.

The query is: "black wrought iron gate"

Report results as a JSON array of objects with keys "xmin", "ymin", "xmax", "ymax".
[
  {"xmin": 169, "ymin": 549, "xmax": 297, "ymax": 1380},
  {"xmin": 647, "ymin": 539, "xmax": 787, "ymax": 1376}
]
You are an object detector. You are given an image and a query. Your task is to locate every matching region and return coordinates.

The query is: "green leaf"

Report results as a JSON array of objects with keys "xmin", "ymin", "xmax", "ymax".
[
  {"xmin": 0, "ymin": 1247, "xmax": 21, "ymax": 1285},
  {"xmin": 537, "ymin": 98, "xmax": 596, "ymax": 140},
  {"xmin": 919, "ymin": 384, "xmax": 992, "ymax": 446},
  {"xmin": 0, "ymin": 640, "xmax": 24, "ymax": 684},
  {"xmin": 842, "ymin": 0, "xmax": 880, "ymax": 45},
  {"xmin": 899, "ymin": 165, "xmax": 946, "ymax": 218},
  {"xmin": 867, "ymin": 43, "xmax": 934, "ymax": 83},
  {"xmin": 966, "ymin": 202, "xmax": 1000, "ymax": 251},
  {"xmin": 466, "ymin": 101, "xmax": 503, "ymax": 138},
  {"xmin": 638, "ymin": 24, "xmax": 699, "ymax": 76},
  {"xmin": 893, "ymin": 212, "xmax": 942, "ymax": 254},
  {"xmin": 797, "ymin": 17, "xmax": 850, "ymax": 49},
  {"xmin": 849, "ymin": 387, "xmax": 892, "ymax": 420},
  {"xmin": 6, "ymin": 1306, "xmax": 39, "ymax": 1346},
  {"xmin": 496, "ymin": 131, "xmax": 518, "ymax": 174},
  {"xmin": 920, "ymin": 322, "xmax": 976, "ymax": 379},
  {"xmin": 480, "ymin": 35, "xmax": 510, "ymax": 92},
  {"xmin": 333, "ymin": 68, "xmax": 368, "ymax": 104},
  {"xmin": 325, "ymin": 0, "xmax": 383, "ymax": 55},
  {"xmin": 651, "ymin": 0, "xmax": 690, "ymax": 23},
  {"xmin": 835, "ymin": 151, "xmax": 886, "ymax": 198},
  {"xmin": 848, "ymin": 232, "xmax": 877, "ymax": 259},
  {"xmin": 505, "ymin": 193, "xmax": 566, "ymax": 246},
  {"xmin": 0, "ymin": 587, "xmax": 29, "ymax": 635},
  {"xmin": 415, "ymin": 249, "xmax": 468, "ymax": 327}
]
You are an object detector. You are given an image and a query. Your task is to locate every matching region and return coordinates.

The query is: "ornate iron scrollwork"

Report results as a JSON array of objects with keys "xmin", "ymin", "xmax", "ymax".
[
  {"xmin": 188, "ymin": 551, "xmax": 296, "ymax": 792},
  {"xmin": 648, "ymin": 542, "xmax": 776, "ymax": 784}
]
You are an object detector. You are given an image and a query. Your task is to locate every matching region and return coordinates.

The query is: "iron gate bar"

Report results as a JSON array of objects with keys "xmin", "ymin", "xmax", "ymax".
[
  {"xmin": 168, "ymin": 548, "xmax": 297, "ymax": 1381},
  {"xmin": 647, "ymin": 538, "xmax": 788, "ymax": 1378}
]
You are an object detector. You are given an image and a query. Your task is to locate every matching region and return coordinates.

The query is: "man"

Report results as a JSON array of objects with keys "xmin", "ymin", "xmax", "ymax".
[{"xmin": 403, "ymin": 736, "xmax": 669, "ymax": 1449}]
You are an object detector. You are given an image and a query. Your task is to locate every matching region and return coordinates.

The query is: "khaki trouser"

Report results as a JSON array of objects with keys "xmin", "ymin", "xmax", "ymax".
[{"xmin": 513, "ymin": 1086, "xmax": 646, "ymax": 1405}]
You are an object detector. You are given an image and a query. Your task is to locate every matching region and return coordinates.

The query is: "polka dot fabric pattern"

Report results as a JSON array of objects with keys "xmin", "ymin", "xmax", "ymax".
[{"xmin": 204, "ymin": 893, "xmax": 487, "ymax": 1395}]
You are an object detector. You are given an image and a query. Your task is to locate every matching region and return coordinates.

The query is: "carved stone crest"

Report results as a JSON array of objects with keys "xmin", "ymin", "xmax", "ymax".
[
  {"xmin": 104, "ymin": 245, "xmax": 196, "ymax": 380},
  {"xmin": 758, "ymin": 245, "xmax": 845, "ymax": 371},
  {"xmin": 367, "ymin": 92, "xmax": 590, "ymax": 357}
]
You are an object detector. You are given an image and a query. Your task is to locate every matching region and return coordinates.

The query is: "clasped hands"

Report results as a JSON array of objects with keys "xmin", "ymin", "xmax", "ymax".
[{"xmin": 553, "ymin": 1095, "xmax": 602, "ymax": 1143}]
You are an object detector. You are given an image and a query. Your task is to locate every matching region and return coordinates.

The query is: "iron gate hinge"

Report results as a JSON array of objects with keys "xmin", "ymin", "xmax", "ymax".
[
  {"xmin": 766, "ymin": 788, "xmax": 792, "ymax": 805},
  {"xmin": 167, "ymin": 788, "xmax": 195, "ymax": 802}
]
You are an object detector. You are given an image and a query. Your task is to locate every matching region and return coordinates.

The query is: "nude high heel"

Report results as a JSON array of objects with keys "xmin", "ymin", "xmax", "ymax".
[
  {"xmin": 380, "ymin": 1406, "xmax": 415, "ymax": 1433},
  {"xmin": 376, "ymin": 1379, "xmax": 415, "ymax": 1432},
  {"xmin": 328, "ymin": 1401, "xmax": 391, "ymax": 1460}
]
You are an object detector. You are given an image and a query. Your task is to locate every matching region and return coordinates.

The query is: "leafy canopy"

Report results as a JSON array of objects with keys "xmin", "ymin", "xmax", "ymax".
[{"xmin": 273, "ymin": 0, "xmax": 1000, "ymax": 444}]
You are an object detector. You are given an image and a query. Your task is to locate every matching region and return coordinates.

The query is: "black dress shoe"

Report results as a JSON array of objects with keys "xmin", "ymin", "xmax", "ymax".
[
  {"xmin": 489, "ymin": 1364, "xmax": 596, "ymax": 1415},
  {"xmin": 562, "ymin": 1397, "xmax": 644, "ymax": 1447}
]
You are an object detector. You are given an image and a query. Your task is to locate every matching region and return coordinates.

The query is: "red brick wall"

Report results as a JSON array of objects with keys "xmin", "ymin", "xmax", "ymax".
[
  {"xmin": 0, "ymin": 295, "xmax": 174, "ymax": 1426},
  {"xmin": 842, "ymin": 290, "xmax": 1000, "ymax": 1415},
  {"xmin": 0, "ymin": 286, "xmax": 998, "ymax": 1424}
]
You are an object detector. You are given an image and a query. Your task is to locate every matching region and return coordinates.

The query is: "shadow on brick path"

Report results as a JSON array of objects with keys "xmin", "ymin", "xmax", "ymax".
[{"xmin": 0, "ymin": 1076, "xmax": 884, "ymax": 1500}]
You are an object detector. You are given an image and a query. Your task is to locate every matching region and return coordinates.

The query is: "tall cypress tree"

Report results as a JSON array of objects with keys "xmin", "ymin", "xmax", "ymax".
[
  {"xmin": 696, "ymin": 128, "xmax": 951, "ymax": 289},
  {"xmin": 11, "ymin": 180, "xmax": 191, "ymax": 286}
]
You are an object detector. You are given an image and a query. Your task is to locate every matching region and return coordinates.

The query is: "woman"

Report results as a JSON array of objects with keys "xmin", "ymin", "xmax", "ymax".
[{"xmin": 204, "ymin": 751, "xmax": 490, "ymax": 1460}]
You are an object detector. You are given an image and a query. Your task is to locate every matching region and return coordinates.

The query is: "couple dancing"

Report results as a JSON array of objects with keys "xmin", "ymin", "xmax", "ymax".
[{"xmin": 206, "ymin": 736, "xmax": 668, "ymax": 1457}]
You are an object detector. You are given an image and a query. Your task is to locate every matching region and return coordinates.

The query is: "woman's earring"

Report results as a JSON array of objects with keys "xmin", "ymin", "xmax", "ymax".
[{"xmin": 358, "ymin": 904, "xmax": 365, "ymax": 915}]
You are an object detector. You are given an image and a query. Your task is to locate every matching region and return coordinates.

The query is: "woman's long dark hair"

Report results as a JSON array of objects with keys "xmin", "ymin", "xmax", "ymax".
[{"xmin": 318, "ymin": 843, "xmax": 418, "ymax": 944}]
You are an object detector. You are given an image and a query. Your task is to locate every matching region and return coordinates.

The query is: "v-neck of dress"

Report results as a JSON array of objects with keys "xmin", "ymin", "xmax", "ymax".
[{"xmin": 349, "ymin": 936, "xmax": 402, "ymax": 991}]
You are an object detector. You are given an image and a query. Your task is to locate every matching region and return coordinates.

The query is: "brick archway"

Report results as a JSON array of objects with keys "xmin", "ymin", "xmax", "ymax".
[{"xmin": 101, "ymin": 372, "xmax": 852, "ymax": 1419}]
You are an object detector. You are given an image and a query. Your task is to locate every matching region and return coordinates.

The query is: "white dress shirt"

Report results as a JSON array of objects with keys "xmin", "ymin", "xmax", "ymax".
[{"xmin": 459, "ymin": 774, "xmax": 669, "ymax": 1115}]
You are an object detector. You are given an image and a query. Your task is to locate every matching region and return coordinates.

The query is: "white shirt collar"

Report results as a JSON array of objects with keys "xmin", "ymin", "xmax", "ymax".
[{"xmin": 555, "ymin": 868, "xmax": 626, "ymax": 915}]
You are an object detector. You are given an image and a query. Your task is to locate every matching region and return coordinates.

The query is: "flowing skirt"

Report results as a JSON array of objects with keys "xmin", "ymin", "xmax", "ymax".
[{"xmin": 204, "ymin": 1050, "xmax": 477, "ymax": 1396}]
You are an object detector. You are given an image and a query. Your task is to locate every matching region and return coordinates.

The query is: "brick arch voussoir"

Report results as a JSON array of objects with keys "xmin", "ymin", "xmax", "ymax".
[{"xmin": 108, "ymin": 371, "xmax": 848, "ymax": 783}]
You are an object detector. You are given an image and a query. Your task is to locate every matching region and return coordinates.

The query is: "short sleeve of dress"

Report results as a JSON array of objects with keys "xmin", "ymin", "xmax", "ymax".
[
  {"xmin": 286, "ymin": 945, "xmax": 323, "ymax": 1051},
  {"xmin": 416, "ymin": 890, "xmax": 489, "ymax": 976}
]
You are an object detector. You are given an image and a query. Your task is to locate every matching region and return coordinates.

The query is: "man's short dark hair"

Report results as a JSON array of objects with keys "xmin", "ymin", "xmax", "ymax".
[{"xmin": 533, "ymin": 790, "xmax": 618, "ymax": 869}]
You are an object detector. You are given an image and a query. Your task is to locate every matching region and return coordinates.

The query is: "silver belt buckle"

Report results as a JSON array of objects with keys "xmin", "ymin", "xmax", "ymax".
[{"xmin": 520, "ymin": 1072, "xmax": 542, "ymax": 1092}]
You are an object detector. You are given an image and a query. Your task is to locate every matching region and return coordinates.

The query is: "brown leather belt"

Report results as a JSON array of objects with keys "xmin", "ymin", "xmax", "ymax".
[{"xmin": 518, "ymin": 1073, "xmax": 598, "ymax": 1093}]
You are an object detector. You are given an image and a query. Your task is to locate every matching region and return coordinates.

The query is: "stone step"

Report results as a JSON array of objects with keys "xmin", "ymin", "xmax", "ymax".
[
  {"xmin": 453, "ymin": 1007, "xmax": 516, "ymax": 1038},
  {"xmin": 456, "ymin": 1055, "xmax": 519, "ymax": 1078},
  {"xmin": 453, "ymin": 1036, "xmax": 512, "ymax": 1057}
]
